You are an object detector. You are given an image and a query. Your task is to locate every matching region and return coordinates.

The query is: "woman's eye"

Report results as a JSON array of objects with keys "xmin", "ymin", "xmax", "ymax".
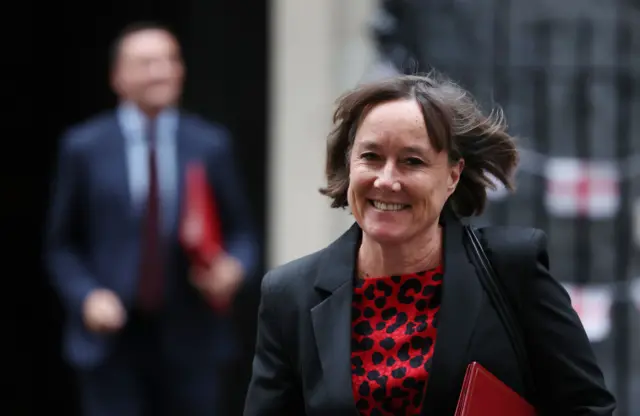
[
  {"xmin": 405, "ymin": 157, "xmax": 424, "ymax": 166},
  {"xmin": 361, "ymin": 152, "xmax": 378, "ymax": 160}
]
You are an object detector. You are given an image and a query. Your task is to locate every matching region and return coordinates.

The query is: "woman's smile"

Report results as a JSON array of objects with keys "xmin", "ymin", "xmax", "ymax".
[{"xmin": 368, "ymin": 199, "xmax": 411, "ymax": 211}]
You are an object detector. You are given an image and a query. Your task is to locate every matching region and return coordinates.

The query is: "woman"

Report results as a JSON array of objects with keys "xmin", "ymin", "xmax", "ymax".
[{"xmin": 243, "ymin": 74, "xmax": 615, "ymax": 415}]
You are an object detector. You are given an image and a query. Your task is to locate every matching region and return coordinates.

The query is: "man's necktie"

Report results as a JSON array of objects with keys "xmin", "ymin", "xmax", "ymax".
[{"xmin": 138, "ymin": 120, "xmax": 164, "ymax": 312}]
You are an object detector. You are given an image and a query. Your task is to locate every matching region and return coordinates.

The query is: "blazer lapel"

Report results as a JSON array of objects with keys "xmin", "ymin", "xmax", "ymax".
[
  {"xmin": 420, "ymin": 210, "xmax": 485, "ymax": 416},
  {"xmin": 311, "ymin": 224, "xmax": 361, "ymax": 416},
  {"xmin": 104, "ymin": 115, "xmax": 137, "ymax": 223},
  {"xmin": 174, "ymin": 117, "xmax": 190, "ymax": 233}
]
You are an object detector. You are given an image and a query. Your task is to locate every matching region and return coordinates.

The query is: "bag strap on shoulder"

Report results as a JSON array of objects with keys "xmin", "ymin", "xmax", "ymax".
[{"xmin": 464, "ymin": 225, "xmax": 538, "ymax": 404}]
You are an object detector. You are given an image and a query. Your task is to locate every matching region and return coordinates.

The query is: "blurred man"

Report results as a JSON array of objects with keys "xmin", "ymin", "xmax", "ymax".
[{"xmin": 45, "ymin": 22, "xmax": 258, "ymax": 416}]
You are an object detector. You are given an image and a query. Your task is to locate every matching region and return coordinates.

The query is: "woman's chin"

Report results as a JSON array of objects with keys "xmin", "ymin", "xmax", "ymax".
[{"xmin": 361, "ymin": 221, "xmax": 411, "ymax": 245}]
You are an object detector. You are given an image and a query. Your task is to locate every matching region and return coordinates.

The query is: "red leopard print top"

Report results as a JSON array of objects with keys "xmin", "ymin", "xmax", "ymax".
[{"xmin": 351, "ymin": 265, "xmax": 443, "ymax": 416}]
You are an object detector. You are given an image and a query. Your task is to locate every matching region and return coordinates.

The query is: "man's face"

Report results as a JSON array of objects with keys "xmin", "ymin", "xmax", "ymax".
[{"xmin": 111, "ymin": 29, "xmax": 184, "ymax": 112}]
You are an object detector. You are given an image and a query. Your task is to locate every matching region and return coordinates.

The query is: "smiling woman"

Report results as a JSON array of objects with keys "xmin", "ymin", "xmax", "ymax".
[
  {"xmin": 319, "ymin": 74, "xmax": 517, "ymax": 278},
  {"xmin": 244, "ymin": 73, "xmax": 616, "ymax": 416},
  {"xmin": 321, "ymin": 73, "xmax": 517, "ymax": 218}
]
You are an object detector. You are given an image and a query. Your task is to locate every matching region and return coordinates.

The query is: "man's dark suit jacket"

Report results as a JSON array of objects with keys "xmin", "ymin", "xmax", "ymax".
[
  {"xmin": 243, "ymin": 214, "xmax": 615, "ymax": 416},
  {"xmin": 45, "ymin": 111, "xmax": 258, "ymax": 370}
]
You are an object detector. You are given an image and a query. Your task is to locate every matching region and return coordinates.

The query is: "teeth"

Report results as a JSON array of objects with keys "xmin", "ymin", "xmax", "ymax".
[{"xmin": 372, "ymin": 201, "xmax": 406, "ymax": 211}]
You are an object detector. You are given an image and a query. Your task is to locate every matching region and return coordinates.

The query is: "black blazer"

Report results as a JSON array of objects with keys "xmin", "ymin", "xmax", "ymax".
[{"xmin": 243, "ymin": 215, "xmax": 615, "ymax": 416}]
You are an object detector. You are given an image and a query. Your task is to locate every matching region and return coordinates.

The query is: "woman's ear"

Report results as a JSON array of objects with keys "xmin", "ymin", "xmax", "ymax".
[{"xmin": 448, "ymin": 159, "xmax": 464, "ymax": 194}]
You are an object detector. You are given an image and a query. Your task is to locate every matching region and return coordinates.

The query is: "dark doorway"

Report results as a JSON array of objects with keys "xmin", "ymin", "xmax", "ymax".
[{"xmin": 11, "ymin": 1, "xmax": 268, "ymax": 414}]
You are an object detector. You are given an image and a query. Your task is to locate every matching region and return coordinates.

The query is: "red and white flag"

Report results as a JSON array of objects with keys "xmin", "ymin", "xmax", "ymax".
[
  {"xmin": 544, "ymin": 158, "xmax": 620, "ymax": 219},
  {"xmin": 562, "ymin": 282, "xmax": 612, "ymax": 343}
]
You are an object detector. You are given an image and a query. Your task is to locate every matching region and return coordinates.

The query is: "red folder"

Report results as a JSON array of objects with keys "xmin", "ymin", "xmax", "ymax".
[
  {"xmin": 179, "ymin": 161, "xmax": 229, "ymax": 312},
  {"xmin": 455, "ymin": 362, "xmax": 536, "ymax": 416}
]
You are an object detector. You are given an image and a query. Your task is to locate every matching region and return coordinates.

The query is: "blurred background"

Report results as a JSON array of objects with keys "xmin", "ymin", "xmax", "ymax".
[{"xmin": 9, "ymin": 0, "xmax": 639, "ymax": 414}]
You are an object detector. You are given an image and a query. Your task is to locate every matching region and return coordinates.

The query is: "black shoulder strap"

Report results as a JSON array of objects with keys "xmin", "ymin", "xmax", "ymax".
[{"xmin": 464, "ymin": 225, "xmax": 538, "ymax": 403}]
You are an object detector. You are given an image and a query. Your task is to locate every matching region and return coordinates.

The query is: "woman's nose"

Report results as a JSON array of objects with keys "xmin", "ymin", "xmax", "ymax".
[{"xmin": 374, "ymin": 163, "xmax": 400, "ymax": 191}]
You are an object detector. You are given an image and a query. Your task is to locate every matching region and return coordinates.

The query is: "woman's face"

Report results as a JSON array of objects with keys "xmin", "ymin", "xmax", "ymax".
[{"xmin": 347, "ymin": 99, "xmax": 463, "ymax": 245}]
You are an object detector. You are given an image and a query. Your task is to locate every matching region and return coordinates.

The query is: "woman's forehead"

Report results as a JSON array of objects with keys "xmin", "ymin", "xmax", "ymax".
[
  {"xmin": 356, "ymin": 100, "xmax": 427, "ymax": 138},
  {"xmin": 354, "ymin": 100, "xmax": 432, "ymax": 151},
  {"xmin": 358, "ymin": 99, "xmax": 426, "ymax": 133}
]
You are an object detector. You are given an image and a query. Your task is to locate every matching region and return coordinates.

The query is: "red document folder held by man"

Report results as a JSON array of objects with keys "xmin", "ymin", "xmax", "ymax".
[
  {"xmin": 179, "ymin": 161, "xmax": 229, "ymax": 312},
  {"xmin": 455, "ymin": 362, "xmax": 536, "ymax": 416}
]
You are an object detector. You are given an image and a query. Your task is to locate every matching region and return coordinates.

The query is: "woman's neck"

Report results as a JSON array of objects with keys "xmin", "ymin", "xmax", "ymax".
[{"xmin": 358, "ymin": 224, "xmax": 443, "ymax": 278}]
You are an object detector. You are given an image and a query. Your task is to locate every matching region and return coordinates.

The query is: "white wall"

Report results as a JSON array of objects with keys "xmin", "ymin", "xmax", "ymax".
[{"xmin": 268, "ymin": 0, "xmax": 378, "ymax": 268}]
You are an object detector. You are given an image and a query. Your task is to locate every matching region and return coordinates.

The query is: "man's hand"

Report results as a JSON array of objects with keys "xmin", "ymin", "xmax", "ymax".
[
  {"xmin": 82, "ymin": 289, "xmax": 127, "ymax": 333},
  {"xmin": 192, "ymin": 252, "xmax": 244, "ymax": 306}
]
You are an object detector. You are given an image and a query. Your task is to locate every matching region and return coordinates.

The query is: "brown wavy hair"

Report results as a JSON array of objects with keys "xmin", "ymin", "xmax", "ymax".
[{"xmin": 319, "ymin": 72, "xmax": 519, "ymax": 217}]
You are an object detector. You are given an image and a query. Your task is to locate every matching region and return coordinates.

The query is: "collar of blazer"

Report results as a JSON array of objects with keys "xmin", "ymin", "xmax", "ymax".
[{"xmin": 310, "ymin": 207, "xmax": 487, "ymax": 415}]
